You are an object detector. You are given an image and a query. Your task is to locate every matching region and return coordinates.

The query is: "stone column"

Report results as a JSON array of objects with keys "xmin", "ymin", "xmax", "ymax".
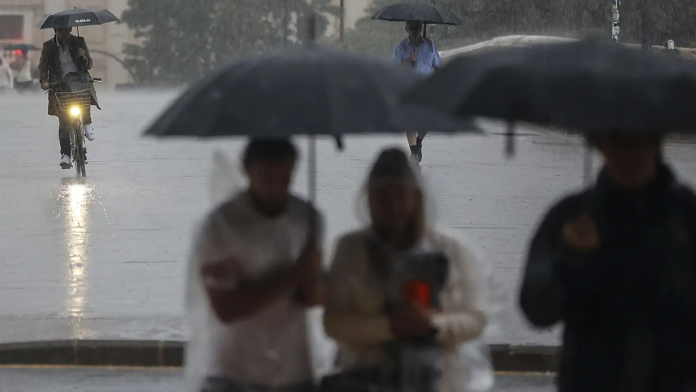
[
  {"xmin": 106, "ymin": 0, "xmax": 129, "ymax": 88},
  {"xmin": 43, "ymin": 0, "xmax": 67, "ymax": 40}
]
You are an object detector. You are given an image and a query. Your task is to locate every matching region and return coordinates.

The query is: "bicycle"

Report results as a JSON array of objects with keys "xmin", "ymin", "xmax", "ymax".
[{"xmin": 51, "ymin": 76, "xmax": 101, "ymax": 178}]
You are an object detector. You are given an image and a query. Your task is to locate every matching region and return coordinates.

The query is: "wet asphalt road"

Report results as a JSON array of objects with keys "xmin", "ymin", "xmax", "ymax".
[
  {"xmin": 1, "ymin": 90, "xmax": 696, "ymax": 346},
  {"xmin": 0, "ymin": 368, "xmax": 554, "ymax": 392}
]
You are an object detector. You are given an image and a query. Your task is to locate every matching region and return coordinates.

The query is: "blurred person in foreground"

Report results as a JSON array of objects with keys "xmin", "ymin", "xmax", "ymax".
[
  {"xmin": 393, "ymin": 21, "xmax": 442, "ymax": 166},
  {"xmin": 39, "ymin": 27, "xmax": 99, "ymax": 168},
  {"xmin": 186, "ymin": 139, "xmax": 328, "ymax": 392},
  {"xmin": 0, "ymin": 53, "xmax": 13, "ymax": 92},
  {"xmin": 520, "ymin": 133, "xmax": 696, "ymax": 392},
  {"xmin": 324, "ymin": 148, "xmax": 491, "ymax": 392}
]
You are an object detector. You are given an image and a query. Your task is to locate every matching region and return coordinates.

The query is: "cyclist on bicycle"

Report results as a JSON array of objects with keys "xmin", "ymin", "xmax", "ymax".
[{"xmin": 39, "ymin": 27, "xmax": 100, "ymax": 169}]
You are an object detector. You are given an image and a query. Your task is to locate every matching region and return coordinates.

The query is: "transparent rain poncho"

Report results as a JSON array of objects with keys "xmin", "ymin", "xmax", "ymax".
[
  {"xmin": 187, "ymin": 149, "xmax": 504, "ymax": 392},
  {"xmin": 184, "ymin": 150, "xmax": 336, "ymax": 392},
  {"xmin": 323, "ymin": 147, "xmax": 506, "ymax": 392}
]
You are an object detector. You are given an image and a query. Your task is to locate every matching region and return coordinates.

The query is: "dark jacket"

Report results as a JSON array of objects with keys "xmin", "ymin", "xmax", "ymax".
[
  {"xmin": 520, "ymin": 164, "xmax": 696, "ymax": 392},
  {"xmin": 38, "ymin": 34, "xmax": 100, "ymax": 117}
]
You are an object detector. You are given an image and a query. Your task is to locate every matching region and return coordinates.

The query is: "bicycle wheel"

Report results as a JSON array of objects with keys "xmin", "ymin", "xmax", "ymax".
[{"xmin": 73, "ymin": 122, "xmax": 86, "ymax": 178}]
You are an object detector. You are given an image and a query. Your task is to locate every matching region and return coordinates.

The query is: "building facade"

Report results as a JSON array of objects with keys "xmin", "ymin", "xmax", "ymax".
[
  {"xmin": 0, "ymin": 0, "xmax": 378, "ymax": 86},
  {"xmin": 327, "ymin": 0, "xmax": 374, "ymax": 38},
  {"xmin": 0, "ymin": 0, "xmax": 137, "ymax": 88}
]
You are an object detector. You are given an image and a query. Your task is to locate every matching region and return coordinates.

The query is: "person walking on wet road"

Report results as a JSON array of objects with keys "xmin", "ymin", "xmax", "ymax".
[
  {"xmin": 185, "ymin": 139, "xmax": 328, "ymax": 392},
  {"xmin": 520, "ymin": 133, "xmax": 696, "ymax": 392},
  {"xmin": 39, "ymin": 27, "xmax": 100, "ymax": 168},
  {"xmin": 393, "ymin": 21, "xmax": 442, "ymax": 166}
]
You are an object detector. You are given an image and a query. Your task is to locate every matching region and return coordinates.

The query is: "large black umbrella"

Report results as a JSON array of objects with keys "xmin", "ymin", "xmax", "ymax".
[
  {"xmin": 402, "ymin": 39, "xmax": 696, "ymax": 134},
  {"xmin": 37, "ymin": 8, "xmax": 119, "ymax": 30},
  {"xmin": 403, "ymin": 38, "xmax": 696, "ymax": 182},
  {"xmin": 144, "ymin": 46, "xmax": 477, "ymax": 239},
  {"xmin": 144, "ymin": 48, "xmax": 477, "ymax": 140}
]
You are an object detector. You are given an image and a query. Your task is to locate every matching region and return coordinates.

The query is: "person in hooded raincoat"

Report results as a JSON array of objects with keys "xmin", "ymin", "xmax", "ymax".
[
  {"xmin": 186, "ymin": 139, "xmax": 331, "ymax": 392},
  {"xmin": 324, "ymin": 147, "xmax": 492, "ymax": 392},
  {"xmin": 0, "ymin": 53, "xmax": 13, "ymax": 91},
  {"xmin": 519, "ymin": 133, "xmax": 696, "ymax": 392}
]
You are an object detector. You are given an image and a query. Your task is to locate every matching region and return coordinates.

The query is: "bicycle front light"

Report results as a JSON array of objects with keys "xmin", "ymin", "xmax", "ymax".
[{"xmin": 69, "ymin": 106, "xmax": 81, "ymax": 117}]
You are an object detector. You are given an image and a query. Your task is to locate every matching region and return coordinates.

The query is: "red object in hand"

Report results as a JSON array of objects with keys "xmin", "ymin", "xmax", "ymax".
[{"xmin": 402, "ymin": 281, "xmax": 431, "ymax": 308}]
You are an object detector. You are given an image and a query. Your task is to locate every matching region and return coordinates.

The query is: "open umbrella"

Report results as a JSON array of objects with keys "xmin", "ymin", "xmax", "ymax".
[
  {"xmin": 36, "ymin": 8, "xmax": 119, "ymax": 31},
  {"xmin": 3, "ymin": 43, "xmax": 39, "ymax": 52},
  {"xmin": 144, "ymin": 44, "xmax": 478, "ymax": 237},
  {"xmin": 403, "ymin": 39, "xmax": 696, "ymax": 160},
  {"xmin": 372, "ymin": 1, "xmax": 462, "ymax": 37},
  {"xmin": 144, "ymin": 48, "xmax": 477, "ymax": 140}
]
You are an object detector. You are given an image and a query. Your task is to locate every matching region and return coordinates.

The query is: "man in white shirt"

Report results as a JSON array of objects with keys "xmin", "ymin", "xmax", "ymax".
[{"xmin": 187, "ymin": 139, "xmax": 326, "ymax": 392}]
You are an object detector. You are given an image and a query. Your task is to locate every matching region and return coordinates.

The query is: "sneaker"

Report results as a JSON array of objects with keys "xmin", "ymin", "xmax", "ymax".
[
  {"xmin": 409, "ymin": 145, "xmax": 422, "ymax": 164},
  {"xmin": 84, "ymin": 124, "xmax": 95, "ymax": 141},
  {"xmin": 60, "ymin": 155, "xmax": 71, "ymax": 169}
]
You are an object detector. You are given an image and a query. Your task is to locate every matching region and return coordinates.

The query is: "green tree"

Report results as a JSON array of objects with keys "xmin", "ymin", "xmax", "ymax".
[
  {"xmin": 121, "ymin": 0, "xmax": 337, "ymax": 84},
  {"xmin": 342, "ymin": 0, "xmax": 465, "ymax": 57},
  {"xmin": 342, "ymin": 0, "xmax": 696, "ymax": 55}
]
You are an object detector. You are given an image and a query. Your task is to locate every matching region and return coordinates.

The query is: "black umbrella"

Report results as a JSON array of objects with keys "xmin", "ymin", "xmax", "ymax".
[
  {"xmin": 3, "ymin": 43, "xmax": 39, "ymax": 52},
  {"xmin": 372, "ymin": 1, "xmax": 461, "ymax": 38},
  {"xmin": 404, "ymin": 39, "xmax": 696, "ymax": 157},
  {"xmin": 403, "ymin": 39, "xmax": 696, "ymax": 133},
  {"xmin": 145, "ymin": 46, "xmax": 477, "ymax": 241},
  {"xmin": 37, "ymin": 8, "xmax": 119, "ymax": 30},
  {"xmin": 372, "ymin": 1, "xmax": 461, "ymax": 25},
  {"xmin": 144, "ymin": 48, "xmax": 477, "ymax": 140}
]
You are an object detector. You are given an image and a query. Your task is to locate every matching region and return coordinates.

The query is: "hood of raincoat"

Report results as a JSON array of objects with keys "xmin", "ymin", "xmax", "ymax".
[{"xmin": 324, "ymin": 147, "xmax": 506, "ymax": 392}]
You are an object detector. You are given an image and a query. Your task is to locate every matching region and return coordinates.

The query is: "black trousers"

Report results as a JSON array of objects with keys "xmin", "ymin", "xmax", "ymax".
[{"xmin": 58, "ymin": 110, "xmax": 91, "ymax": 157}]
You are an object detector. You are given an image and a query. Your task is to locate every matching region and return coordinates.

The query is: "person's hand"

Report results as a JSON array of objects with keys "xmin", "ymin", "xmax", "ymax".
[
  {"xmin": 296, "ymin": 242, "xmax": 322, "ymax": 279},
  {"xmin": 562, "ymin": 214, "xmax": 599, "ymax": 252},
  {"xmin": 41, "ymin": 82, "xmax": 50, "ymax": 91},
  {"xmin": 407, "ymin": 53, "xmax": 417, "ymax": 64},
  {"xmin": 78, "ymin": 47, "xmax": 86, "ymax": 58},
  {"xmin": 389, "ymin": 302, "xmax": 433, "ymax": 338},
  {"xmin": 294, "ymin": 242, "xmax": 324, "ymax": 307}
]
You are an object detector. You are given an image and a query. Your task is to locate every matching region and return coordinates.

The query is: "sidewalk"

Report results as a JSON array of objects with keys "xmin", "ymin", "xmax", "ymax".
[
  {"xmin": 1, "ymin": 368, "xmax": 553, "ymax": 392},
  {"xmin": 0, "ymin": 340, "xmax": 559, "ymax": 373}
]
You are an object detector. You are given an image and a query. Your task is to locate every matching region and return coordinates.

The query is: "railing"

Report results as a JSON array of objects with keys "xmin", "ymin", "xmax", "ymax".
[{"xmin": 439, "ymin": 35, "xmax": 696, "ymax": 62}]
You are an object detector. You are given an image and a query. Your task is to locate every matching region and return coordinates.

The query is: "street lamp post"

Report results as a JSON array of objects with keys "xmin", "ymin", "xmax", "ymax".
[
  {"xmin": 339, "ymin": 0, "xmax": 345, "ymax": 48},
  {"xmin": 641, "ymin": 0, "xmax": 653, "ymax": 50},
  {"xmin": 283, "ymin": 0, "xmax": 290, "ymax": 48},
  {"xmin": 612, "ymin": 0, "xmax": 620, "ymax": 42}
]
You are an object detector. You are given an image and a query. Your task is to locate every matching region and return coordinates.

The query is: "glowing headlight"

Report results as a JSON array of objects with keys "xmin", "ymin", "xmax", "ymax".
[{"xmin": 70, "ymin": 106, "xmax": 81, "ymax": 117}]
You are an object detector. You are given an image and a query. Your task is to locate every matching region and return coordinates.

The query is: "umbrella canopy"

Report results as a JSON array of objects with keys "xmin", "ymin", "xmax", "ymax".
[
  {"xmin": 372, "ymin": 1, "xmax": 462, "ymax": 25},
  {"xmin": 402, "ymin": 39, "xmax": 696, "ymax": 133},
  {"xmin": 3, "ymin": 43, "xmax": 39, "ymax": 52},
  {"xmin": 144, "ymin": 48, "xmax": 477, "ymax": 139},
  {"xmin": 37, "ymin": 8, "xmax": 119, "ymax": 29}
]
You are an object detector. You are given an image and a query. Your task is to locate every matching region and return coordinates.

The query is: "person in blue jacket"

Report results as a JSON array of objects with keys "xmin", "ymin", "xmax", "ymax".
[{"xmin": 393, "ymin": 20, "xmax": 442, "ymax": 166}]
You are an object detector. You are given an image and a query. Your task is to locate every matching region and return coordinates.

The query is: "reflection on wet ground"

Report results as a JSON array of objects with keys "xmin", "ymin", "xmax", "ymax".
[{"xmin": 1, "ymin": 92, "xmax": 696, "ymax": 346}]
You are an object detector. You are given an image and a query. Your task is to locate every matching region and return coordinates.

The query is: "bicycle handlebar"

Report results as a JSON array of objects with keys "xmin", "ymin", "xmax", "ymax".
[{"xmin": 47, "ymin": 77, "xmax": 102, "ymax": 92}]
